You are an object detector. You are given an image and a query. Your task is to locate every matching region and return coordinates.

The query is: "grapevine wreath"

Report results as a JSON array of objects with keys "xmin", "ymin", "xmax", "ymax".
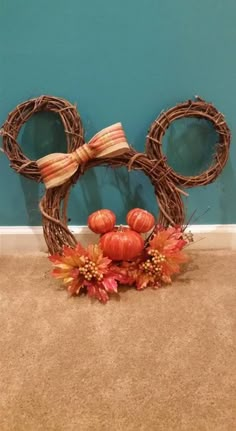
[{"xmin": 1, "ymin": 95, "xmax": 231, "ymax": 302}]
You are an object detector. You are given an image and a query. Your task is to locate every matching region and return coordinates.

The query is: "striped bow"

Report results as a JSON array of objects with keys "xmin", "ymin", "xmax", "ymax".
[{"xmin": 37, "ymin": 123, "xmax": 129, "ymax": 189}]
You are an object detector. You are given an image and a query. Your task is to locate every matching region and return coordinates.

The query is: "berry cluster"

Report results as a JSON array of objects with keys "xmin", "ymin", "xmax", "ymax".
[
  {"xmin": 139, "ymin": 249, "xmax": 166, "ymax": 276},
  {"xmin": 79, "ymin": 257, "xmax": 103, "ymax": 282}
]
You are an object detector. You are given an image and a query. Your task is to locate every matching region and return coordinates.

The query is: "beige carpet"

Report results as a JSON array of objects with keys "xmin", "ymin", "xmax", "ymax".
[{"xmin": 0, "ymin": 251, "xmax": 236, "ymax": 431}]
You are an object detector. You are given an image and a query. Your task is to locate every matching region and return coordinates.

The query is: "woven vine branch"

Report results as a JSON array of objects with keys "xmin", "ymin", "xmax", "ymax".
[
  {"xmin": 1, "ymin": 95, "xmax": 84, "ymax": 181},
  {"xmin": 146, "ymin": 96, "xmax": 231, "ymax": 187},
  {"xmin": 1, "ymin": 95, "xmax": 231, "ymax": 254}
]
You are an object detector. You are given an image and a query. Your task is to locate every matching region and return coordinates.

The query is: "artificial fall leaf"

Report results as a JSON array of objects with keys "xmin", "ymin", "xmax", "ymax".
[
  {"xmin": 136, "ymin": 274, "xmax": 161, "ymax": 290},
  {"xmin": 86, "ymin": 275, "xmax": 118, "ymax": 303},
  {"xmin": 111, "ymin": 259, "xmax": 143, "ymax": 286},
  {"xmin": 113, "ymin": 258, "xmax": 161, "ymax": 291},
  {"xmin": 162, "ymin": 251, "xmax": 188, "ymax": 277},
  {"xmin": 49, "ymin": 243, "xmax": 120, "ymax": 303},
  {"xmin": 150, "ymin": 228, "xmax": 186, "ymax": 252},
  {"xmin": 148, "ymin": 227, "xmax": 189, "ymax": 279}
]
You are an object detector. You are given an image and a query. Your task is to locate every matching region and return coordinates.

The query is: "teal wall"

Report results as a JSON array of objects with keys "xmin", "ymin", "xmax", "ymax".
[{"xmin": 0, "ymin": 0, "xmax": 236, "ymax": 226}]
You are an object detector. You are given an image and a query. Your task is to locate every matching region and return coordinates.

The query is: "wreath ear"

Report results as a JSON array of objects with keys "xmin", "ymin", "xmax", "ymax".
[
  {"xmin": 0, "ymin": 95, "xmax": 84, "ymax": 183},
  {"xmin": 146, "ymin": 96, "xmax": 231, "ymax": 189}
]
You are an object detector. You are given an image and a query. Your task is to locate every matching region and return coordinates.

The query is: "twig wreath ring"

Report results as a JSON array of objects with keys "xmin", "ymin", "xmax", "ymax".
[
  {"xmin": 1, "ymin": 95, "xmax": 84, "ymax": 182},
  {"xmin": 146, "ymin": 96, "xmax": 231, "ymax": 187}
]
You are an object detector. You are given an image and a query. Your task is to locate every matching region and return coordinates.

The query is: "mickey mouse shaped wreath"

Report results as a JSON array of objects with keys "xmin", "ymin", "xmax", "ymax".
[{"xmin": 0, "ymin": 95, "xmax": 231, "ymax": 302}]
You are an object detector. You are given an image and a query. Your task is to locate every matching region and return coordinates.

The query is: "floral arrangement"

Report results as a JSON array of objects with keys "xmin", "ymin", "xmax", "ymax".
[{"xmin": 49, "ymin": 209, "xmax": 193, "ymax": 303}]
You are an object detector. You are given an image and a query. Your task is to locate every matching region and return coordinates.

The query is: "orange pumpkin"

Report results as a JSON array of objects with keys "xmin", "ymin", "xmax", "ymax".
[
  {"xmin": 99, "ymin": 227, "xmax": 144, "ymax": 261},
  {"xmin": 126, "ymin": 208, "xmax": 155, "ymax": 233},
  {"xmin": 88, "ymin": 209, "xmax": 116, "ymax": 234}
]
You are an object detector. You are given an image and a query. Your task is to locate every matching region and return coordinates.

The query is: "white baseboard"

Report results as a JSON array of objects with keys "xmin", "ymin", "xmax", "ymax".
[{"xmin": 0, "ymin": 225, "xmax": 236, "ymax": 254}]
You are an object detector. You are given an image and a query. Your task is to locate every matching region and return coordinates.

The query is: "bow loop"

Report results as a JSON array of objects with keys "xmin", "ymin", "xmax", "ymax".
[{"xmin": 37, "ymin": 123, "xmax": 129, "ymax": 189}]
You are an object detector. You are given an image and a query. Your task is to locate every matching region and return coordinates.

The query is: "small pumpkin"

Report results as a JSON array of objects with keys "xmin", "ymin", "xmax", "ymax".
[
  {"xmin": 88, "ymin": 209, "xmax": 116, "ymax": 234},
  {"xmin": 127, "ymin": 208, "xmax": 155, "ymax": 233},
  {"xmin": 100, "ymin": 227, "xmax": 144, "ymax": 261}
]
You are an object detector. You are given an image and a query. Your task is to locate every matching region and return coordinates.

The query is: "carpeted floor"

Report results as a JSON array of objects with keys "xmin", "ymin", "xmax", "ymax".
[{"xmin": 0, "ymin": 250, "xmax": 236, "ymax": 431}]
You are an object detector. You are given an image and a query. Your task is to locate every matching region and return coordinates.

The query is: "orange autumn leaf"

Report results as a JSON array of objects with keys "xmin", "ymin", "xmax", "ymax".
[{"xmin": 148, "ymin": 227, "xmax": 188, "ymax": 278}]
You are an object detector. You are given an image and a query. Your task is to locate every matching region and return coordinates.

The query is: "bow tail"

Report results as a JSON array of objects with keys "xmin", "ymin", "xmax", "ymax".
[{"xmin": 37, "ymin": 153, "xmax": 78, "ymax": 189}]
